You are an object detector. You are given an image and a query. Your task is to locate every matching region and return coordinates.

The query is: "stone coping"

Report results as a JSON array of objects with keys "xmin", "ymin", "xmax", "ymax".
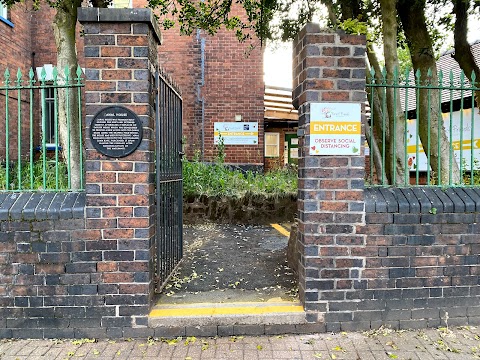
[
  {"xmin": 365, "ymin": 187, "xmax": 480, "ymax": 213},
  {"xmin": 77, "ymin": 8, "xmax": 162, "ymax": 44},
  {"xmin": 0, "ymin": 192, "xmax": 85, "ymax": 221}
]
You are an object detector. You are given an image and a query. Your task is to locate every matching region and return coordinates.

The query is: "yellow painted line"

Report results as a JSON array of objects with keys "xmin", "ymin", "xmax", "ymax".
[
  {"xmin": 149, "ymin": 304, "xmax": 304, "ymax": 318},
  {"xmin": 271, "ymin": 223, "xmax": 290, "ymax": 237}
]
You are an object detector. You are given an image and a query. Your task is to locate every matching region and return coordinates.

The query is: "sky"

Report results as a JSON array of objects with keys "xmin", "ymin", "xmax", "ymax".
[
  {"xmin": 264, "ymin": 43, "xmax": 292, "ymax": 89},
  {"xmin": 263, "ymin": 18, "xmax": 480, "ymax": 90}
]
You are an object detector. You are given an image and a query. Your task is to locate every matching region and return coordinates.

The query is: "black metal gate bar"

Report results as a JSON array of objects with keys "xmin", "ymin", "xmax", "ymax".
[{"xmin": 155, "ymin": 70, "xmax": 183, "ymax": 290}]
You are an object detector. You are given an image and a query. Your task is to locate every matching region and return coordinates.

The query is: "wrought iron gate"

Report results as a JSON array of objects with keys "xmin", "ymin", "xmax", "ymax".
[{"xmin": 155, "ymin": 70, "xmax": 183, "ymax": 290}]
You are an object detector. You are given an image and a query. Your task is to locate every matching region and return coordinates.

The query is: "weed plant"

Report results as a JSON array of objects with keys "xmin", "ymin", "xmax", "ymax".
[
  {"xmin": 183, "ymin": 141, "xmax": 297, "ymax": 197},
  {"xmin": 0, "ymin": 159, "xmax": 69, "ymax": 191},
  {"xmin": 462, "ymin": 159, "xmax": 480, "ymax": 185},
  {"xmin": 183, "ymin": 160, "xmax": 297, "ymax": 197}
]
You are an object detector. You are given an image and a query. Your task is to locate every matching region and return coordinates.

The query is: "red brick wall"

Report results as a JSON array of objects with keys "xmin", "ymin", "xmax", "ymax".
[
  {"xmin": 154, "ymin": 26, "xmax": 203, "ymax": 159},
  {"xmin": 0, "ymin": 5, "xmax": 33, "ymax": 160},
  {"xmin": 30, "ymin": 4, "xmax": 56, "ymax": 69},
  {"xmin": 0, "ymin": 5, "xmax": 31, "ymax": 71},
  {"xmin": 202, "ymin": 28, "xmax": 264, "ymax": 166},
  {"xmin": 137, "ymin": 0, "xmax": 265, "ymax": 166},
  {"xmin": 0, "ymin": 4, "xmax": 86, "ymax": 162},
  {"xmin": 2, "ymin": 3, "xmax": 264, "ymax": 167},
  {"xmin": 30, "ymin": 4, "xmax": 85, "ymax": 69}
]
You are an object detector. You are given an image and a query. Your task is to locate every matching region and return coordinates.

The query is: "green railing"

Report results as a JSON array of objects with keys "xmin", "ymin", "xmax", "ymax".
[
  {"xmin": 366, "ymin": 67, "xmax": 479, "ymax": 187},
  {"xmin": 0, "ymin": 65, "xmax": 84, "ymax": 191}
]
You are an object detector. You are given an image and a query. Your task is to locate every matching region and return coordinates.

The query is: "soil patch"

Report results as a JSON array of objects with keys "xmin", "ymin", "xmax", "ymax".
[{"xmin": 183, "ymin": 194, "xmax": 297, "ymax": 224}]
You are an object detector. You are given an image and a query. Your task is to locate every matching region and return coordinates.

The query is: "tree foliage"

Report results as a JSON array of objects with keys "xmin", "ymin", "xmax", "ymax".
[{"xmin": 2, "ymin": 0, "xmax": 478, "ymax": 187}]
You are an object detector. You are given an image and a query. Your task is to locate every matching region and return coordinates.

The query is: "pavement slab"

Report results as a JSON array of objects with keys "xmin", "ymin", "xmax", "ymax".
[{"xmin": 2, "ymin": 327, "xmax": 480, "ymax": 359}]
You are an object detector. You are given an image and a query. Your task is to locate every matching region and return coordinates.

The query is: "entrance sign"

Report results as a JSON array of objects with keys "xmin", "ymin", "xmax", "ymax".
[
  {"xmin": 310, "ymin": 102, "xmax": 361, "ymax": 155},
  {"xmin": 214, "ymin": 122, "xmax": 258, "ymax": 145},
  {"xmin": 406, "ymin": 108, "xmax": 480, "ymax": 171},
  {"xmin": 90, "ymin": 106, "xmax": 143, "ymax": 158}
]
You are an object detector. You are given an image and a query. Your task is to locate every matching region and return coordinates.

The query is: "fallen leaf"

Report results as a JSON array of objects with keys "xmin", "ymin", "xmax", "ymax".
[
  {"xmin": 185, "ymin": 336, "xmax": 197, "ymax": 345},
  {"xmin": 332, "ymin": 346, "xmax": 345, "ymax": 352},
  {"xmin": 386, "ymin": 341, "xmax": 399, "ymax": 350},
  {"xmin": 165, "ymin": 337, "xmax": 181, "ymax": 345}
]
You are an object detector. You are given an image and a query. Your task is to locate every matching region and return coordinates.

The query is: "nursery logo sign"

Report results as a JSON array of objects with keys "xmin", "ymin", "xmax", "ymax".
[
  {"xmin": 214, "ymin": 122, "xmax": 258, "ymax": 145},
  {"xmin": 310, "ymin": 102, "xmax": 361, "ymax": 155}
]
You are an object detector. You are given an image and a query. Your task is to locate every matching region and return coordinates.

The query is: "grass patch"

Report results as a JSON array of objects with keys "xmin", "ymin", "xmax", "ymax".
[
  {"xmin": 0, "ymin": 159, "xmax": 69, "ymax": 191},
  {"xmin": 183, "ymin": 160, "xmax": 297, "ymax": 197}
]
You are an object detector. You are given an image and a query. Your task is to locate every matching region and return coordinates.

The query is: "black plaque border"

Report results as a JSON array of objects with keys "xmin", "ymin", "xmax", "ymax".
[{"xmin": 90, "ymin": 106, "xmax": 143, "ymax": 158}]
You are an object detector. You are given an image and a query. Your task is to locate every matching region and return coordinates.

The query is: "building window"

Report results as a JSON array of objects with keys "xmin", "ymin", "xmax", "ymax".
[
  {"xmin": 265, "ymin": 132, "xmax": 279, "ymax": 157},
  {"xmin": 0, "ymin": 4, "xmax": 6, "ymax": 18},
  {"xmin": 0, "ymin": 3, "xmax": 7, "ymax": 19},
  {"xmin": 43, "ymin": 87, "xmax": 56, "ymax": 146},
  {"xmin": 0, "ymin": 3, "xmax": 13, "ymax": 26},
  {"xmin": 40, "ymin": 88, "xmax": 55, "ymax": 147}
]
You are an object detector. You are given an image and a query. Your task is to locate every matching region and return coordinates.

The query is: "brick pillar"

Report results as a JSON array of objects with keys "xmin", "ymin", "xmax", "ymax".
[
  {"xmin": 292, "ymin": 24, "xmax": 367, "ymax": 325},
  {"xmin": 78, "ymin": 8, "xmax": 161, "ymax": 331}
]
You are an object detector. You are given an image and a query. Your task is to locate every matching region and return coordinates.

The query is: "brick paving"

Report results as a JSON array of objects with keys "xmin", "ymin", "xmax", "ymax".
[{"xmin": 1, "ymin": 326, "xmax": 480, "ymax": 359}]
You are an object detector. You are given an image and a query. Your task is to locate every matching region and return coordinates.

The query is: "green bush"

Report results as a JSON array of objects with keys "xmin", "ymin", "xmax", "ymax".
[{"xmin": 183, "ymin": 160, "xmax": 297, "ymax": 197}]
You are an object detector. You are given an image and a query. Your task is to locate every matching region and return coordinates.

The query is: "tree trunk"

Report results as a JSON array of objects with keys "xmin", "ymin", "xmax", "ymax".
[
  {"xmin": 380, "ymin": 0, "xmax": 406, "ymax": 185},
  {"xmin": 365, "ymin": 120, "xmax": 385, "ymax": 184},
  {"xmin": 323, "ymin": 0, "xmax": 338, "ymax": 27},
  {"xmin": 452, "ymin": 0, "xmax": 480, "ymax": 112},
  {"xmin": 339, "ymin": 0, "xmax": 362, "ymax": 20},
  {"xmin": 53, "ymin": 1, "xmax": 83, "ymax": 190},
  {"xmin": 366, "ymin": 47, "xmax": 389, "ymax": 184},
  {"xmin": 397, "ymin": 0, "xmax": 460, "ymax": 185}
]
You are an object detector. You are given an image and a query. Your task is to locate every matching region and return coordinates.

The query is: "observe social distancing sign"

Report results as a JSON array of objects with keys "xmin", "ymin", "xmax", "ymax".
[{"xmin": 310, "ymin": 102, "xmax": 361, "ymax": 155}]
